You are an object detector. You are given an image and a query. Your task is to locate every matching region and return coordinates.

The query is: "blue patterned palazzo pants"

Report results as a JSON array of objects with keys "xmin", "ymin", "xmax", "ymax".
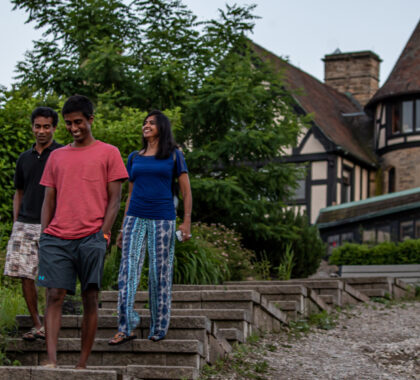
[{"xmin": 117, "ymin": 216, "xmax": 175, "ymax": 340}]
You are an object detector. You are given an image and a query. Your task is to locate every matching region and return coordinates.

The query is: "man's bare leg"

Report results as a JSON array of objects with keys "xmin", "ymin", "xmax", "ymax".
[
  {"xmin": 75, "ymin": 287, "xmax": 99, "ymax": 369},
  {"xmin": 21, "ymin": 278, "xmax": 42, "ymax": 330},
  {"xmin": 44, "ymin": 288, "xmax": 67, "ymax": 366}
]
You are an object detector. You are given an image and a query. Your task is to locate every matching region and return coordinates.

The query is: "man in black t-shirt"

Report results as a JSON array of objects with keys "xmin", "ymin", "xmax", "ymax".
[{"xmin": 3, "ymin": 107, "xmax": 62, "ymax": 341}]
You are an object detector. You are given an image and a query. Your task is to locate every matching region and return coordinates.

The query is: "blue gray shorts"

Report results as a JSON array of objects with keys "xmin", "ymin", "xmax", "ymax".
[{"xmin": 37, "ymin": 230, "xmax": 107, "ymax": 295}]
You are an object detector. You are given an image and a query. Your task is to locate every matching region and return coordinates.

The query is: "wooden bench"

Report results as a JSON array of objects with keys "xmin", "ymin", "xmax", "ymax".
[{"xmin": 339, "ymin": 264, "xmax": 420, "ymax": 284}]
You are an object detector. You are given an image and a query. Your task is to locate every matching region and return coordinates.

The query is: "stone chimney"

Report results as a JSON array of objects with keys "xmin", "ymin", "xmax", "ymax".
[{"xmin": 323, "ymin": 50, "xmax": 381, "ymax": 107}]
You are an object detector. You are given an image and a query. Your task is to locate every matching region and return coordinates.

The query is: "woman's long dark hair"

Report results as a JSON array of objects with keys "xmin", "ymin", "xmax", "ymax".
[{"xmin": 142, "ymin": 110, "xmax": 178, "ymax": 159}]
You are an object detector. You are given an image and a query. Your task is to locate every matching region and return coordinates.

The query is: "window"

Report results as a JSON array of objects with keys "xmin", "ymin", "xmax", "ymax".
[
  {"xmin": 362, "ymin": 229, "xmax": 375, "ymax": 243},
  {"xmin": 341, "ymin": 232, "xmax": 354, "ymax": 243},
  {"xmin": 416, "ymin": 100, "xmax": 420, "ymax": 131},
  {"xmin": 327, "ymin": 235, "xmax": 340, "ymax": 255},
  {"xmin": 342, "ymin": 167, "xmax": 352, "ymax": 204},
  {"xmin": 415, "ymin": 219, "xmax": 420, "ymax": 238},
  {"xmin": 402, "ymin": 101, "xmax": 413, "ymax": 133},
  {"xmin": 391, "ymin": 103, "xmax": 401, "ymax": 134},
  {"xmin": 400, "ymin": 221, "xmax": 414, "ymax": 241},
  {"xmin": 377, "ymin": 226, "xmax": 391, "ymax": 242},
  {"xmin": 388, "ymin": 167, "xmax": 395, "ymax": 193},
  {"xmin": 291, "ymin": 179, "xmax": 306, "ymax": 201},
  {"xmin": 390, "ymin": 99, "xmax": 420, "ymax": 134}
]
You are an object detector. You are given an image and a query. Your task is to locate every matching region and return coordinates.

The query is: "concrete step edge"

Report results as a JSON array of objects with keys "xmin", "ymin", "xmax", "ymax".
[
  {"xmin": 6, "ymin": 338, "xmax": 205, "ymax": 356},
  {"xmin": 0, "ymin": 366, "xmax": 117, "ymax": 380}
]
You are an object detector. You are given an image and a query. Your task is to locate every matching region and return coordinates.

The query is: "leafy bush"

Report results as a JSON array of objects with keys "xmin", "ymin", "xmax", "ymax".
[
  {"xmin": 173, "ymin": 235, "xmax": 229, "ymax": 285},
  {"xmin": 329, "ymin": 243, "xmax": 371, "ymax": 265},
  {"xmin": 397, "ymin": 239, "xmax": 420, "ymax": 264},
  {"xmin": 190, "ymin": 222, "xmax": 255, "ymax": 281},
  {"xmin": 329, "ymin": 240, "xmax": 420, "ymax": 265}
]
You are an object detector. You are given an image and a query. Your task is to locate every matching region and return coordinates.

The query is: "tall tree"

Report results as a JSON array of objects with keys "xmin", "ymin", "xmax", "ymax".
[{"xmin": 8, "ymin": 1, "xmax": 317, "ymax": 270}]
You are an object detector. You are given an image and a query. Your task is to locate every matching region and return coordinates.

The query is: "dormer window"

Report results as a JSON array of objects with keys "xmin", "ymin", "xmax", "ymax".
[{"xmin": 390, "ymin": 98, "xmax": 420, "ymax": 134}]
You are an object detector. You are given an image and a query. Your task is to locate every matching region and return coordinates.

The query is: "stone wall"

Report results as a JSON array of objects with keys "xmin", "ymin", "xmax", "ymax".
[{"xmin": 381, "ymin": 147, "xmax": 420, "ymax": 192}]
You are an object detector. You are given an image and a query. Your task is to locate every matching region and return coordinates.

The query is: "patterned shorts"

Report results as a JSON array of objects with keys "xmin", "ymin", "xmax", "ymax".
[{"xmin": 3, "ymin": 221, "xmax": 41, "ymax": 280}]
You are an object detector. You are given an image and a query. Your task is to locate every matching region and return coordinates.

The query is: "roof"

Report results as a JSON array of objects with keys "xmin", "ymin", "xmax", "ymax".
[
  {"xmin": 317, "ymin": 187, "xmax": 420, "ymax": 228},
  {"xmin": 251, "ymin": 42, "xmax": 376, "ymax": 165},
  {"xmin": 368, "ymin": 20, "xmax": 420, "ymax": 107}
]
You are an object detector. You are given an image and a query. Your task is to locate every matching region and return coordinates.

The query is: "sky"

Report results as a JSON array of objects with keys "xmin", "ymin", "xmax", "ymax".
[{"xmin": 0, "ymin": 1, "xmax": 419, "ymax": 89}]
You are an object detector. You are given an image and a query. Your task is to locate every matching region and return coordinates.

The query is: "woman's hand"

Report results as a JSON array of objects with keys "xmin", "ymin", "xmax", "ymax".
[
  {"xmin": 178, "ymin": 221, "xmax": 191, "ymax": 242},
  {"xmin": 116, "ymin": 232, "xmax": 123, "ymax": 248}
]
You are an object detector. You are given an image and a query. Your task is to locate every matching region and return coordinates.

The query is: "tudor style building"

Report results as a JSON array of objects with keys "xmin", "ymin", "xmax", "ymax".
[{"xmin": 254, "ymin": 20, "xmax": 420, "ymax": 244}]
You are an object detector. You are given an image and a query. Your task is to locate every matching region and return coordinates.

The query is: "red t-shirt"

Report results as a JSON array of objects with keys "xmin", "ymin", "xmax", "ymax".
[{"xmin": 40, "ymin": 140, "xmax": 128, "ymax": 239}]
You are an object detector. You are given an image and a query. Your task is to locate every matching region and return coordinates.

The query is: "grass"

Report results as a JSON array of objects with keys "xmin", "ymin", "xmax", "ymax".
[
  {"xmin": 199, "ymin": 331, "xmax": 273, "ymax": 380},
  {"xmin": 0, "ymin": 281, "xmax": 28, "ymax": 366}
]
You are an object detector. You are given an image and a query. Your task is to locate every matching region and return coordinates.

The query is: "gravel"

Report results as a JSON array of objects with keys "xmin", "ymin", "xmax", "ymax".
[
  {"xmin": 206, "ymin": 300, "xmax": 420, "ymax": 380},
  {"xmin": 264, "ymin": 300, "xmax": 420, "ymax": 380}
]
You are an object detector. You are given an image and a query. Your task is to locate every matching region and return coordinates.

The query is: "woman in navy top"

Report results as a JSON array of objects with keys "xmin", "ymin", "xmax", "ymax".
[{"xmin": 109, "ymin": 110, "xmax": 192, "ymax": 345}]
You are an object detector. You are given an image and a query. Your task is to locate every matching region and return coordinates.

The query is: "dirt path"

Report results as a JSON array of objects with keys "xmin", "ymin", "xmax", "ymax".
[{"xmin": 204, "ymin": 300, "xmax": 420, "ymax": 380}]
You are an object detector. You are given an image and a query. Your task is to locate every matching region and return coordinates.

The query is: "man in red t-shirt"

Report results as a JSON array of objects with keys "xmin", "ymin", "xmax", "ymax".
[{"xmin": 38, "ymin": 95, "xmax": 128, "ymax": 368}]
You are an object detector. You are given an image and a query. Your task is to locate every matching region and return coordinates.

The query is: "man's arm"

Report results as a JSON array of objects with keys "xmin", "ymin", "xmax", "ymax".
[
  {"xmin": 13, "ymin": 189, "xmax": 24, "ymax": 222},
  {"xmin": 102, "ymin": 180, "xmax": 123, "ymax": 240},
  {"xmin": 41, "ymin": 187, "xmax": 56, "ymax": 232}
]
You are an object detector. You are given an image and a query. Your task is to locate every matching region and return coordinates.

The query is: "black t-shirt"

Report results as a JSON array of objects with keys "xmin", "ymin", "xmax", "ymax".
[{"xmin": 14, "ymin": 141, "xmax": 63, "ymax": 223}]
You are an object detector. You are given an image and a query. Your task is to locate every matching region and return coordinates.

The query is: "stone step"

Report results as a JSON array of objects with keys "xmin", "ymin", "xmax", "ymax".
[
  {"xmin": 224, "ymin": 279, "xmax": 344, "ymax": 289},
  {"xmin": 269, "ymin": 301, "xmax": 297, "ymax": 320},
  {"xmin": 126, "ymin": 365, "xmax": 199, "ymax": 379},
  {"xmin": 6, "ymin": 338, "xmax": 204, "ymax": 369},
  {"xmin": 216, "ymin": 328, "xmax": 244, "ymax": 344},
  {"xmin": 340, "ymin": 277, "xmax": 393, "ymax": 290},
  {"xmin": 169, "ymin": 284, "xmax": 334, "ymax": 316},
  {"xmin": 98, "ymin": 308, "xmax": 253, "ymax": 323},
  {"xmin": 16, "ymin": 315, "xmax": 211, "ymax": 340},
  {"xmin": 97, "ymin": 308, "xmax": 253, "ymax": 341},
  {"xmin": 319, "ymin": 294, "xmax": 334, "ymax": 304},
  {"xmin": 268, "ymin": 300, "xmax": 297, "ymax": 311},
  {"xmin": 62, "ymin": 365, "xmax": 200, "ymax": 380},
  {"xmin": 100, "ymin": 290, "xmax": 288, "ymax": 331},
  {"xmin": 100, "ymin": 290, "xmax": 261, "ymax": 312},
  {"xmin": 0, "ymin": 367, "xmax": 117, "ymax": 380},
  {"xmin": 343, "ymin": 283, "xmax": 370, "ymax": 303},
  {"xmin": 361, "ymin": 288, "xmax": 387, "ymax": 297}
]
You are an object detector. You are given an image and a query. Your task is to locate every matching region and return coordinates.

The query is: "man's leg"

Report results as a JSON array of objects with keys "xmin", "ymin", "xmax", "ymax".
[
  {"xmin": 44, "ymin": 288, "xmax": 67, "ymax": 366},
  {"xmin": 76, "ymin": 286, "xmax": 99, "ymax": 369},
  {"xmin": 21, "ymin": 278, "xmax": 42, "ymax": 330}
]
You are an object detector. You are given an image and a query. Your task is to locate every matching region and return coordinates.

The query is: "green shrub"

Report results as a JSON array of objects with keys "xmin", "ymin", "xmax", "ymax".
[
  {"xmin": 397, "ymin": 239, "xmax": 420, "ymax": 264},
  {"xmin": 290, "ymin": 212, "xmax": 325, "ymax": 278},
  {"xmin": 370, "ymin": 241, "xmax": 398, "ymax": 264},
  {"xmin": 329, "ymin": 239, "xmax": 420, "ymax": 265},
  {"xmin": 190, "ymin": 222, "xmax": 255, "ymax": 281},
  {"xmin": 173, "ymin": 235, "xmax": 228, "ymax": 285},
  {"xmin": 248, "ymin": 210, "xmax": 324, "ymax": 278},
  {"xmin": 329, "ymin": 243, "xmax": 371, "ymax": 265}
]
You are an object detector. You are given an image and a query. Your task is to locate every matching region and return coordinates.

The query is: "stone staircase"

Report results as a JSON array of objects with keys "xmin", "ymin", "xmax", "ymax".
[{"xmin": 1, "ymin": 276, "xmax": 415, "ymax": 379}]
